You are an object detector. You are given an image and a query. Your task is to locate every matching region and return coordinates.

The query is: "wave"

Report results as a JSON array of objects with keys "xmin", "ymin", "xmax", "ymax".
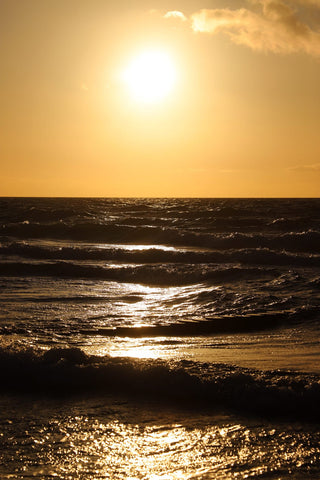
[
  {"xmin": 5, "ymin": 243, "xmax": 320, "ymax": 267},
  {"xmin": 1, "ymin": 307, "xmax": 317, "ymax": 337},
  {"xmin": 0, "ymin": 346, "xmax": 320, "ymax": 421},
  {"xmin": 2, "ymin": 222, "xmax": 320, "ymax": 253},
  {"xmin": 77, "ymin": 312, "xmax": 298, "ymax": 336},
  {"xmin": 1, "ymin": 242, "xmax": 319, "ymax": 267},
  {"xmin": 0, "ymin": 261, "xmax": 278, "ymax": 285},
  {"xmin": 1, "ymin": 196, "xmax": 319, "ymax": 221}
]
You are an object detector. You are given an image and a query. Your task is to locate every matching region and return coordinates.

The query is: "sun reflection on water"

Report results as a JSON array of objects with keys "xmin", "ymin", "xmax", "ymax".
[
  {"xmin": 109, "ymin": 345, "xmax": 162, "ymax": 359},
  {"xmin": 4, "ymin": 406, "xmax": 317, "ymax": 480},
  {"xmin": 85, "ymin": 337, "xmax": 178, "ymax": 360}
]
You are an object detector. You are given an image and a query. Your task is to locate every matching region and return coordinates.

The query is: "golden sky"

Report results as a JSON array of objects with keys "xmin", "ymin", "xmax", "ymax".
[{"xmin": 1, "ymin": 0, "xmax": 320, "ymax": 197}]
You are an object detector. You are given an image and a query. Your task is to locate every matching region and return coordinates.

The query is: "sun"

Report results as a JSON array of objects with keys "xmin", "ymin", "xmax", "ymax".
[{"xmin": 122, "ymin": 50, "xmax": 177, "ymax": 104}]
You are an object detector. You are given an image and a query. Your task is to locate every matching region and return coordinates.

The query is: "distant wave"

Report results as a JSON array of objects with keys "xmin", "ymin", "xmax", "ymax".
[
  {"xmin": 2, "ymin": 222, "xmax": 320, "ymax": 253},
  {"xmin": 1, "ymin": 346, "xmax": 320, "ymax": 421},
  {"xmin": 1, "ymin": 197, "xmax": 319, "ymax": 228},
  {"xmin": 0, "ymin": 261, "xmax": 279, "ymax": 285},
  {"xmin": 1, "ymin": 242, "xmax": 320, "ymax": 267}
]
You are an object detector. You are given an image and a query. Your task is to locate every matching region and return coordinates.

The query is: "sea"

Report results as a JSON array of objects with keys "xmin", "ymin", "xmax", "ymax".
[{"xmin": 0, "ymin": 197, "xmax": 319, "ymax": 479}]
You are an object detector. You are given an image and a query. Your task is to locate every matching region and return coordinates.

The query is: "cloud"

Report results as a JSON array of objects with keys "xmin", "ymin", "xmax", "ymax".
[
  {"xmin": 165, "ymin": 1, "xmax": 320, "ymax": 56},
  {"xmin": 295, "ymin": 0, "xmax": 320, "ymax": 7},
  {"xmin": 287, "ymin": 163, "xmax": 320, "ymax": 171},
  {"xmin": 164, "ymin": 11, "xmax": 187, "ymax": 21},
  {"xmin": 251, "ymin": 0, "xmax": 320, "ymax": 7},
  {"xmin": 219, "ymin": 168, "xmax": 244, "ymax": 173}
]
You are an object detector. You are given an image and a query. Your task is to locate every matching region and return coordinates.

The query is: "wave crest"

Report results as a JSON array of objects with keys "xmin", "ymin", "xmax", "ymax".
[{"xmin": 1, "ymin": 346, "xmax": 320, "ymax": 421}]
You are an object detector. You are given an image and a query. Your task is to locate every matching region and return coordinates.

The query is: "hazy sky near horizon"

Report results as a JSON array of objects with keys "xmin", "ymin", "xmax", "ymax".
[{"xmin": 1, "ymin": 0, "xmax": 320, "ymax": 197}]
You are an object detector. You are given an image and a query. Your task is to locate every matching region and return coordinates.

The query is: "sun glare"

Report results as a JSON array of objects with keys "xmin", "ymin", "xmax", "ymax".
[{"xmin": 122, "ymin": 50, "xmax": 176, "ymax": 103}]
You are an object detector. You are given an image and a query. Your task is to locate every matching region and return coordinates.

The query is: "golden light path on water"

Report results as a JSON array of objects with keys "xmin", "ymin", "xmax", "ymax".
[
  {"xmin": 1, "ymin": 242, "xmax": 320, "ymax": 478},
  {"xmin": 80, "ymin": 274, "xmax": 320, "ymax": 373},
  {"xmin": 87, "ymin": 333, "xmax": 320, "ymax": 373},
  {"xmin": 4, "ymin": 395, "xmax": 315, "ymax": 480}
]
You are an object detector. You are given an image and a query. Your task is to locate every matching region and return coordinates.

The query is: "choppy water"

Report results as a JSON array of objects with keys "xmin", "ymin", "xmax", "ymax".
[{"xmin": 0, "ymin": 197, "xmax": 319, "ymax": 478}]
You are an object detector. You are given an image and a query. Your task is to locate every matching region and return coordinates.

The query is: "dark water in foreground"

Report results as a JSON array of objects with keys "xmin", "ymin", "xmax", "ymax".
[{"xmin": 0, "ymin": 197, "xmax": 319, "ymax": 478}]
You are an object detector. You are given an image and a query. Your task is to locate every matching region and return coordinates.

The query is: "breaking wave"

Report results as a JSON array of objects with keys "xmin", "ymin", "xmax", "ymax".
[
  {"xmin": 1, "ymin": 242, "xmax": 320, "ymax": 267},
  {"xmin": 2, "ymin": 223, "xmax": 320, "ymax": 253},
  {"xmin": 0, "ymin": 346, "xmax": 320, "ymax": 421},
  {"xmin": 0, "ymin": 261, "xmax": 279, "ymax": 285}
]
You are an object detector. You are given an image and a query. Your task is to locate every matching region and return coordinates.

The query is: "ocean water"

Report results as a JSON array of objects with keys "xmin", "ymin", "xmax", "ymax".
[{"xmin": 0, "ymin": 197, "xmax": 319, "ymax": 479}]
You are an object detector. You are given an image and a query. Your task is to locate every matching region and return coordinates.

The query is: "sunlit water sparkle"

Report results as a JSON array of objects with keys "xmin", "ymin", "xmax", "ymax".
[
  {"xmin": 1, "ymin": 198, "xmax": 319, "ymax": 479},
  {"xmin": 1, "ymin": 395, "xmax": 320, "ymax": 480}
]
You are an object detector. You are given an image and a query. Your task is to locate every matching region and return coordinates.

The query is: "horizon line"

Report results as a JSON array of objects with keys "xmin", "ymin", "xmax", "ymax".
[{"xmin": 0, "ymin": 196, "xmax": 319, "ymax": 200}]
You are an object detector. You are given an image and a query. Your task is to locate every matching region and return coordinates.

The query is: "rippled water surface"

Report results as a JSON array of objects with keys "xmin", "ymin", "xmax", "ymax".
[
  {"xmin": 0, "ymin": 198, "xmax": 319, "ymax": 478},
  {"xmin": 1, "ymin": 395, "xmax": 320, "ymax": 480}
]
